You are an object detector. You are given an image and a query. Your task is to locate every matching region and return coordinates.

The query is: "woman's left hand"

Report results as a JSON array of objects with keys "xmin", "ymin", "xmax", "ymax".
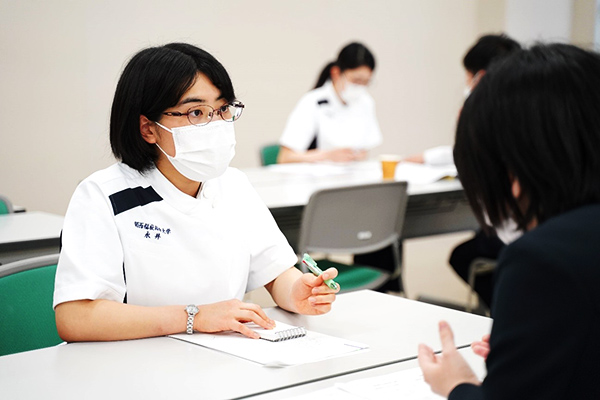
[
  {"xmin": 291, "ymin": 267, "xmax": 339, "ymax": 315},
  {"xmin": 418, "ymin": 321, "xmax": 481, "ymax": 397}
]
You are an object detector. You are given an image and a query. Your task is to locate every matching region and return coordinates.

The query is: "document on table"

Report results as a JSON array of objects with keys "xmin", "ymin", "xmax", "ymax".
[
  {"xmin": 335, "ymin": 367, "xmax": 444, "ymax": 399},
  {"xmin": 169, "ymin": 327, "xmax": 368, "ymax": 367},
  {"xmin": 266, "ymin": 162, "xmax": 361, "ymax": 176},
  {"xmin": 283, "ymin": 367, "xmax": 443, "ymax": 400},
  {"xmin": 395, "ymin": 162, "xmax": 457, "ymax": 185}
]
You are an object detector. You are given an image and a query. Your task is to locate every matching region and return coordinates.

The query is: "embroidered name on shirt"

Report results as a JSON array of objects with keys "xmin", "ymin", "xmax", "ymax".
[{"xmin": 134, "ymin": 221, "xmax": 171, "ymax": 240}]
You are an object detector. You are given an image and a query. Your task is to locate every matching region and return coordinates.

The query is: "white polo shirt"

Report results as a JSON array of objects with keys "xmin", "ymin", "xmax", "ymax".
[
  {"xmin": 279, "ymin": 80, "xmax": 382, "ymax": 152},
  {"xmin": 53, "ymin": 163, "xmax": 297, "ymax": 308}
]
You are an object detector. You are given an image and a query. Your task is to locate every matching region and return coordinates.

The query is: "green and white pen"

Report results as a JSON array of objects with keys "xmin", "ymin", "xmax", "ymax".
[{"xmin": 302, "ymin": 253, "xmax": 339, "ymax": 291}]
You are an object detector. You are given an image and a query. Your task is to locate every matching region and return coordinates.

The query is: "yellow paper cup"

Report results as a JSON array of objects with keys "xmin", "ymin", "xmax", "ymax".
[{"xmin": 379, "ymin": 154, "xmax": 402, "ymax": 180}]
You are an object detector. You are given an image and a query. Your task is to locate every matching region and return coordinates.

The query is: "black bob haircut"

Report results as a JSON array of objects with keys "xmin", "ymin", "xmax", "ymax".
[
  {"xmin": 110, "ymin": 43, "xmax": 236, "ymax": 172},
  {"xmin": 462, "ymin": 34, "xmax": 521, "ymax": 75},
  {"xmin": 314, "ymin": 42, "xmax": 376, "ymax": 89},
  {"xmin": 455, "ymin": 43, "xmax": 600, "ymax": 233}
]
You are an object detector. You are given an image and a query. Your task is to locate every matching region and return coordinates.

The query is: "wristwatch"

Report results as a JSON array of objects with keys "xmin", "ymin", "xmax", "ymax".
[{"xmin": 185, "ymin": 304, "xmax": 199, "ymax": 335}]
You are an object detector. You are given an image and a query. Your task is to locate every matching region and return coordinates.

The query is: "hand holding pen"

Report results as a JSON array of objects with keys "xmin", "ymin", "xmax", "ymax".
[
  {"xmin": 286, "ymin": 253, "xmax": 339, "ymax": 315},
  {"xmin": 302, "ymin": 253, "xmax": 339, "ymax": 291}
]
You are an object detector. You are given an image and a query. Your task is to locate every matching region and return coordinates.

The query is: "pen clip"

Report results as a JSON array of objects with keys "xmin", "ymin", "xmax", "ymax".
[{"xmin": 302, "ymin": 253, "xmax": 321, "ymax": 274}]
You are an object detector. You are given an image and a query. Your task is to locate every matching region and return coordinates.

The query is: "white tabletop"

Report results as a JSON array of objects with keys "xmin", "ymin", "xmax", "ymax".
[
  {"xmin": 248, "ymin": 347, "xmax": 486, "ymax": 399},
  {"xmin": 0, "ymin": 211, "xmax": 64, "ymax": 245},
  {"xmin": 242, "ymin": 161, "xmax": 463, "ymax": 209},
  {"xmin": 0, "ymin": 290, "xmax": 491, "ymax": 400}
]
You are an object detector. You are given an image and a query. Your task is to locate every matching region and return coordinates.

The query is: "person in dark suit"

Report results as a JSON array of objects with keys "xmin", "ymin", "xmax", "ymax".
[{"xmin": 418, "ymin": 43, "xmax": 600, "ymax": 399}]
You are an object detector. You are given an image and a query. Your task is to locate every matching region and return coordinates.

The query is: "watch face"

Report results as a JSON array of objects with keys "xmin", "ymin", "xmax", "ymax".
[{"xmin": 186, "ymin": 305, "xmax": 199, "ymax": 315}]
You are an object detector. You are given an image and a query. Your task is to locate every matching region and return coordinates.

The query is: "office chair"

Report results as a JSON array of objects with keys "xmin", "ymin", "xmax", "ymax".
[
  {"xmin": 0, "ymin": 194, "xmax": 14, "ymax": 214},
  {"xmin": 0, "ymin": 254, "xmax": 63, "ymax": 356},
  {"xmin": 260, "ymin": 144, "xmax": 280, "ymax": 166},
  {"xmin": 297, "ymin": 181, "xmax": 408, "ymax": 294},
  {"xmin": 465, "ymin": 257, "xmax": 497, "ymax": 314}
]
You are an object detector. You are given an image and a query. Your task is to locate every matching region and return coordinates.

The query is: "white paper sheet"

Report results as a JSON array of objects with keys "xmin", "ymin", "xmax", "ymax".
[
  {"xmin": 169, "ymin": 328, "xmax": 368, "ymax": 366},
  {"xmin": 336, "ymin": 367, "xmax": 444, "ymax": 399},
  {"xmin": 395, "ymin": 162, "xmax": 457, "ymax": 185}
]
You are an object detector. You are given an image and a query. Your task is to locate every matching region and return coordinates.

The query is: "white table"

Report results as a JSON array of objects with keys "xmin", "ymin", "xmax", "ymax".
[
  {"xmin": 242, "ymin": 162, "xmax": 478, "ymax": 246},
  {"xmin": 0, "ymin": 290, "xmax": 491, "ymax": 400},
  {"xmin": 247, "ymin": 347, "xmax": 486, "ymax": 399},
  {"xmin": 0, "ymin": 211, "xmax": 64, "ymax": 264},
  {"xmin": 243, "ymin": 161, "xmax": 463, "ymax": 208}
]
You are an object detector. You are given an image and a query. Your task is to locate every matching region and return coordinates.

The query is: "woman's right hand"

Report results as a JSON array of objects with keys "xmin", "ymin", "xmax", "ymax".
[
  {"xmin": 195, "ymin": 299, "xmax": 275, "ymax": 339},
  {"xmin": 471, "ymin": 334, "xmax": 491, "ymax": 359}
]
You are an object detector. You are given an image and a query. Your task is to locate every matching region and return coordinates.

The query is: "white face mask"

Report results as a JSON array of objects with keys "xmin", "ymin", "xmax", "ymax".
[
  {"xmin": 340, "ymin": 82, "xmax": 368, "ymax": 104},
  {"xmin": 494, "ymin": 218, "xmax": 523, "ymax": 244},
  {"xmin": 483, "ymin": 211, "xmax": 523, "ymax": 245},
  {"xmin": 154, "ymin": 120, "xmax": 236, "ymax": 182}
]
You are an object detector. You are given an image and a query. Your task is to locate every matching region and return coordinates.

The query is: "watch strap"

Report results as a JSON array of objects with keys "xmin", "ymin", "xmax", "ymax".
[{"xmin": 185, "ymin": 305, "xmax": 199, "ymax": 335}]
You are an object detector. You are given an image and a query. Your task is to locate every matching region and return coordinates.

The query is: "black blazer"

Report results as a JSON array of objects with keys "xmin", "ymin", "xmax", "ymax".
[{"xmin": 450, "ymin": 204, "xmax": 600, "ymax": 400}]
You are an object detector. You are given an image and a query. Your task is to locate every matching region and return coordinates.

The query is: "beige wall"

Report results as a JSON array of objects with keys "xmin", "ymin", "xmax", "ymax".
[
  {"xmin": 1, "ymin": 0, "xmax": 479, "ymax": 214},
  {"xmin": 0, "ymin": 0, "xmax": 594, "ymax": 217},
  {"xmin": 572, "ymin": 0, "xmax": 597, "ymax": 47}
]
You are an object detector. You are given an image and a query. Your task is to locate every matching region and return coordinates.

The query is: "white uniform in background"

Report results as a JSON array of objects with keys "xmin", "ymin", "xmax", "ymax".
[
  {"xmin": 53, "ymin": 163, "xmax": 297, "ymax": 308},
  {"xmin": 423, "ymin": 145, "xmax": 454, "ymax": 166},
  {"xmin": 279, "ymin": 81, "xmax": 382, "ymax": 152}
]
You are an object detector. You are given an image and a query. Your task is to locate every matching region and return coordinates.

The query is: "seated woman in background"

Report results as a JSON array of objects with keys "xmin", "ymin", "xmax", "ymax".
[
  {"xmin": 277, "ymin": 42, "xmax": 382, "ymax": 163},
  {"xmin": 418, "ymin": 43, "xmax": 600, "ymax": 399},
  {"xmin": 53, "ymin": 43, "xmax": 338, "ymax": 342}
]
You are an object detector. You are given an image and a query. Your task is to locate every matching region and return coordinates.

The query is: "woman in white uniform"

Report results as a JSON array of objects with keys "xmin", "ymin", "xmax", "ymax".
[
  {"xmin": 277, "ymin": 42, "xmax": 382, "ymax": 163},
  {"xmin": 53, "ymin": 43, "xmax": 339, "ymax": 342}
]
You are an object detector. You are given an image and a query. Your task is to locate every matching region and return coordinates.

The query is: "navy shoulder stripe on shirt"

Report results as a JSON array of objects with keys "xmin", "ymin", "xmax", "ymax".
[
  {"xmin": 317, "ymin": 99, "xmax": 329, "ymax": 105},
  {"xmin": 109, "ymin": 186, "xmax": 162, "ymax": 216}
]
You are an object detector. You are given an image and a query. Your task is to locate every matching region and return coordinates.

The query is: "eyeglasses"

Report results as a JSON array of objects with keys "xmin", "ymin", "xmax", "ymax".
[
  {"xmin": 162, "ymin": 101, "xmax": 245, "ymax": 126},
  {"xmin": 343, "ymin": 73, "xmax": 371, "ymax": 87}
]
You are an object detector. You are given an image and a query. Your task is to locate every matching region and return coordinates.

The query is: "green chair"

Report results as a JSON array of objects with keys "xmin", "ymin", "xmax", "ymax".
[
  {"xmin": 0, "ymin": 194, "xmax": 13, "ymax": 214},
  {"xmin": 260, "ymin": 144, "xmax": 280, "ymax": 166},
  {"xmin": 0, "ymin": 254, "xmax": 63, "ymax": 356},
  {"xmin": 297, "ymin": 181, "xmax": 409, "ymax": 294}
]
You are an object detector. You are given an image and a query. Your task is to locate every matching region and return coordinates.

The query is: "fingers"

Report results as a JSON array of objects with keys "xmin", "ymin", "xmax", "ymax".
[
  {"xmin": 308, "ymin": 292, "xmax": 336, "ymax": 308},
  {"xmin": 230, "ymin": 302, "xmax": 275, "ymax": 339},
  {"xmin": 417, "ymin": 343, "xmax": 436, "ymax": 369},
  {"xmin": 235, "ymin": 321, "xmax": 262, "ymax": 339},
  {"xmin": 322, "ymin": 267, "xmax": 338, "ymax": 280},
  {"xmin": 237, "ymin": 308, "xmax": 275, "ymax": 331},
  {"xmin": 303, "ymin": 267, "xmax": 339, "ymax": 291},
  {"xmin": 471, "ymin": 342, "xmax": 491, "ymax": 359},
  {"xmin": 438, "ymin": 321, "xmax": 456, "ymax": 353},
  {"xmin": 241, "ymin": 302, "xmax": 274, "ymax": 327}
]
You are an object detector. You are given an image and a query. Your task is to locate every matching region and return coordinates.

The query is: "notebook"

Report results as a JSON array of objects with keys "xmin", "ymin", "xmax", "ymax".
[{"xmin": 247, "ymin": 321, "xmax": 307, "ymax": 342}]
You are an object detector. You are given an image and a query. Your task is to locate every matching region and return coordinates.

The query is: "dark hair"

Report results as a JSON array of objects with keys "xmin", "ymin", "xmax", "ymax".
[
  {"xmin": 110, "ymin": 43, "xmax": 236, "ymax": 172},
  {"xmin": 455, "ymin": 43, "xmax": 600, "ymax": 233},
  {"xmin": 314, "ymin": 42, "xmax": 376, "ymax": 89},
  {"xmin": 462, "ymin": 34, "xmax": 521, "ymax": 75}
]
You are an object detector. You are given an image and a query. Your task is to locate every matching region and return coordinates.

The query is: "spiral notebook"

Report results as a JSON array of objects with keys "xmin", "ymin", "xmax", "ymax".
[{"xmin": 249, "ymin": 321, "xmax": 307, "ymax": 342}]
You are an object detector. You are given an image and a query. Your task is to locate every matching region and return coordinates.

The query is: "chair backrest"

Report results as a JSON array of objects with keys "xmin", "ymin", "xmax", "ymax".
[
  {"xmin": 0, "ymin": 254, "xmax": 62, "ymax": 356},
  {"xmin": 0, "ymin": 194, "xmax": 14, "ymax": 214},
  {"xmin": 260, "ymin": 144, "xmax": 280, "ymax": 166},
  {"xmin": 298, "ymin": 181, "xmax": 408, "ymax": 255}
]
